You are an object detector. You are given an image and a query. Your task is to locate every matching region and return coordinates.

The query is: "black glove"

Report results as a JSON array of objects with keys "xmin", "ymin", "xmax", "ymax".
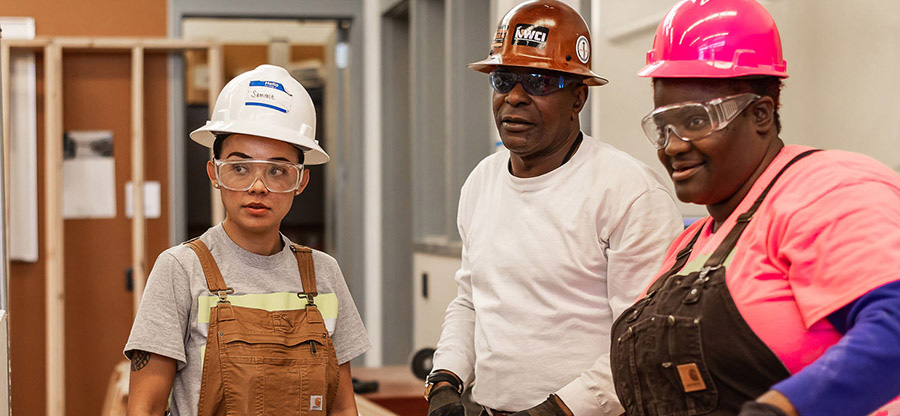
[
  {"xmin": 427, "ymin": 385, "xmax": 466, "ymax": 416},
  {"xmin": 510, "ymin": 395, "xmax": 571, "ymax": 416},
  {"xmin": 738, "ymin": 401, "xmax": 789, "ymax": 416}
]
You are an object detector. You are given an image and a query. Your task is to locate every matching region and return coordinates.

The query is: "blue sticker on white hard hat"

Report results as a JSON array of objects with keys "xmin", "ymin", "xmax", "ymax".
[{"xmin": 245, "ymin": 80, "xmax": 293, "ymax": 113}]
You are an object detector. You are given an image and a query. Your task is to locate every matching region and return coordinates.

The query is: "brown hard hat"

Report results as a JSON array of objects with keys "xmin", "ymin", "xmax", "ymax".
[{"xmin": 468, "ymin": 0, "xmax": 608, "ymax": 86}]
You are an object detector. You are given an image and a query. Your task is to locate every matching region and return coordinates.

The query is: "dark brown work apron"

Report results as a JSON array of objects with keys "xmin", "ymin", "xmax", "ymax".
[
  {"xmin": 185, "ymin": 240, "xmax": 340, "ymax": 416},
  {"xmin": 610, "ymin": 150, "xmax": 820, "ymax": 415}
]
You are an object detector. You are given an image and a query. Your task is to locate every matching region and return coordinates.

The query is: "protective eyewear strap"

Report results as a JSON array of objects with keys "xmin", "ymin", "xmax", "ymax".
[{"xmin": 710, "ymin": 94, "xmax": 760, "ymax": 126}]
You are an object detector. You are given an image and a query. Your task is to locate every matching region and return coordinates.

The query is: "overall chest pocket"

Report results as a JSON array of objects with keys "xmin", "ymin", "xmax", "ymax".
[
  {"xmin": 614, "ymin": 313, "xmax": 717, "ymax": 416},
  {"xmin": 218, "ymin": 331, "xmax": 329, "ymax": 416}
]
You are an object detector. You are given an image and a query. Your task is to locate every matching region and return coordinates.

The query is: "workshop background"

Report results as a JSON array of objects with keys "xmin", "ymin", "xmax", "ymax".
[{"xmin": 0, "ymin": 0, "xmax": 898, "ymax": 414}]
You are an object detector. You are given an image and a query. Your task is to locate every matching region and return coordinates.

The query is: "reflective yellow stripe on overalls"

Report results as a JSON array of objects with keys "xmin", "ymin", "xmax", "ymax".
[{"xmin": 185, "ymin": 240, "xmax": 340, "ymax": 416}]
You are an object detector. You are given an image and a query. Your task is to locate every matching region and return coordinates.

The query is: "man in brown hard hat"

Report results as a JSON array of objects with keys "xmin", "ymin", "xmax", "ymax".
[{"xmin": 424, "ymin": 2, "xmax": 683, "ymax": 416}]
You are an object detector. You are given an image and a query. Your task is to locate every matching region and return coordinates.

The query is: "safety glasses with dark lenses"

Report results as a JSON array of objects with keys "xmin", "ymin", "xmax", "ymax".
[
  {"xmin": 214, "ymin": 159, "xmax": 304, "ymax": 193},
  {"xmin": 641, "ymin": 93, "xmax": 761, "ymax": 150},
  {"xmin": 490, "ymin": 71, "xmax": 582, "ymax": 96}
]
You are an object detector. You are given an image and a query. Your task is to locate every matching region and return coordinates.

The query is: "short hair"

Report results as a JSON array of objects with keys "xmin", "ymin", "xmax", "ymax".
[{"xmin": 212, "ymin": 134, "xmax": 305, "ymax": 164}]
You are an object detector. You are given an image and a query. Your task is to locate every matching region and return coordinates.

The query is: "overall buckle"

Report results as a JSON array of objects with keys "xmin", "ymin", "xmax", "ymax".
[{"xmin": 216, "ymin": 287, "xmax": 234, "ymax": 303}]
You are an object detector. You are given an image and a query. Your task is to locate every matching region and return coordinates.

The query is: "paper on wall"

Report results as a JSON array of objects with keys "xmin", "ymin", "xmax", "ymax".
[
  {"xmin": 62, "ymin": 130, "xmax": 116, "ymax": 219},
  {"xmin": 125, "ymin": 181, "xmax": 161, "ymax": 219}
]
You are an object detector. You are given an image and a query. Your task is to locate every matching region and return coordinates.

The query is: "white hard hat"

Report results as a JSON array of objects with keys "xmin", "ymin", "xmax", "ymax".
[{"xmin": 190, "ymin": 64, "xmax": 329, "ymax": 165}]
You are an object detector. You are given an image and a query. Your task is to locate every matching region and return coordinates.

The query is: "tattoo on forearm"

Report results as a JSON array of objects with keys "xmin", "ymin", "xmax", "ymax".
[{"xmin": 131, "ymin": 350, "xmax": 151, "ymax": 372}]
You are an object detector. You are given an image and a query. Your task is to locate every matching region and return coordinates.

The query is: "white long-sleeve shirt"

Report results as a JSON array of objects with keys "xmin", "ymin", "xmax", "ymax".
[{"xmin": 432, "ymin": 134, "xmax": 683, "ymax": 416}]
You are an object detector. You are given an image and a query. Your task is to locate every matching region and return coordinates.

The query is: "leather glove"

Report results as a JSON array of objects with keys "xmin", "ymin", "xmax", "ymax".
[
  {"xmin": 510, "ymin": 395, "xmax": 572, "ymax": 416},
  {"xmin": 427, "ymin": 385, "xmax": 466, "ymax": 416},
  {"xmin": 738, "ymin": 401, "xmax": 789, "ymax": 416}
]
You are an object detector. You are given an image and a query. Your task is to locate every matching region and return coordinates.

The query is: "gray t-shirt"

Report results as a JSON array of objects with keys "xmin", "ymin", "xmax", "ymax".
[{"xmin": 124, "ymin": 224, "xmax": 370, "ymax": 416}]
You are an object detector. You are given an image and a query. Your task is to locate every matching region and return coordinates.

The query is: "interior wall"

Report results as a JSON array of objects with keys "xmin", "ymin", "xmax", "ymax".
[
  {"xmin": 589, "ymin": 0, "xmax": 687, "ymax": 212},
  {"xmin": 2, "ymin": 0, "xmax": 169, "ymax": 414},
  {"xmin": 380, "ymin": 3, "xmax": 413, "ymax": 366},
  {"xmin": 775, "ymin": 0, "xmax": 900, "ymax": 173}
]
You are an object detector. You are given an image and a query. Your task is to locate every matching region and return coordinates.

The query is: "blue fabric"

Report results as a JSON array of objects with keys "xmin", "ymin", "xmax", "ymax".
[{"xmin": 773, "ymin": 280, "xmax": 900, "ymax": 416}]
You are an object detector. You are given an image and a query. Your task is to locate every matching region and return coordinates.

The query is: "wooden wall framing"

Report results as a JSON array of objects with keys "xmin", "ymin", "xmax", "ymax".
[{"xmin": 0, "ymin": 37, "xmax": 222, "ymax": 416}]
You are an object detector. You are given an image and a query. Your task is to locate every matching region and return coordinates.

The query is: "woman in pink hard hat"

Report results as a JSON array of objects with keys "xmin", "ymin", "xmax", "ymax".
[{"xmin": 609, "ymin": 0, "xmax": 900, "ymax": 415}]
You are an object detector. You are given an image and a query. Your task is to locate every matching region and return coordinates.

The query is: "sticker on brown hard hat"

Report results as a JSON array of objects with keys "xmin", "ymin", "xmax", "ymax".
[
  {"xmin": 492, "ymin": 25, "xmax": 508, "ymax": 50},
  {"xmin": 576, "ymin": 35, "xmax": 590, "ymax": 64},
  {"xmin": 513, "ymin": 24, "xmax": 549, "ymax": 49}
]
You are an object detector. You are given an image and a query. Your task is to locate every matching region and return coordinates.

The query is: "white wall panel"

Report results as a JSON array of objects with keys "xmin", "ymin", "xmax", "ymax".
[
  {"xmin": 413, "ymin": 252, "xmax": 461, "ymax": 350},
  {"xmin": 9, "ymin": 51, "xmax": 39, "ymax": 262}
]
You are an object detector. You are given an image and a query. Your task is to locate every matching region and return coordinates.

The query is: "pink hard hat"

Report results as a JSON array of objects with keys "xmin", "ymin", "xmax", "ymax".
[{"xmin": 638, "ymin": 0, "xmax": 788, "ymax": 79}]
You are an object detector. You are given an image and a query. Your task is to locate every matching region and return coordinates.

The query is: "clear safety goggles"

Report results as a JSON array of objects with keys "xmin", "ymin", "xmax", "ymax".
[
  {"xmin": 490, "ymin": 70, "xmax": 582, "ymax": 96},
  {"xmin": 214, "ymin": 159, "xmax": 304, "ymax": 193},
  {"xmin": 641, "ymin": 93, "xmax": 761, "ymax": 149}
]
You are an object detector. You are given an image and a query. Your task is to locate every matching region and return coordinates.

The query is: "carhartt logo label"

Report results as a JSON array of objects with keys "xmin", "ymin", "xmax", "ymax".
[
  {"xmin": 513, "ymin": 24, "xmax": 549, "ymax": 49},
  {"xmin": 676, "ymin": 363, "xmax": 707, "ymax": 392},
  {"xmin": 310, "ymin": 395, "xmax": 323, "ymax": 411}
]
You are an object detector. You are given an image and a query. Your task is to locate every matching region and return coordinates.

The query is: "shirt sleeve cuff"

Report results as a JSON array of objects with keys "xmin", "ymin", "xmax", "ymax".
[
  {"xmin": 556, "ymin": 378, "xmax": 624, "ymax": 416},
  {"xmin": 431, "ymin": 353, "xmax": 474, "ymax": 386}
]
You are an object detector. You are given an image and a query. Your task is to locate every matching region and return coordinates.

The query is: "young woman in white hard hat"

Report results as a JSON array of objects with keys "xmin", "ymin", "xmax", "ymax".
[{"xmin": 124, "ymin": 65, "xmax": 370, "ymax": 416}]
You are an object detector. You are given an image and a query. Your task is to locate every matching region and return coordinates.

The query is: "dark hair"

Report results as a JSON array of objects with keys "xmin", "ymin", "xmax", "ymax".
[{"xmin": 213, "ymin": 134, "xmax": 305, "ymax": 164}]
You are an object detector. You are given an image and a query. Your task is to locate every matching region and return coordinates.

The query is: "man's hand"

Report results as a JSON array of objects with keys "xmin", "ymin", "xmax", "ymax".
[
  {"xmin": 427, "ymin": 385, "xmax": 466, "ymax": 416},
  {"xmin": 510, "ymin": 395, "xmax": 573, "ymax": 416}
]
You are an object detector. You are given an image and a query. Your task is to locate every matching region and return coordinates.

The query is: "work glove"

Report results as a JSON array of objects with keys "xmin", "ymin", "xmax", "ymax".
[
  {"xmin": 738, "ymin": 401, "xmax": 789, "ymax": 416},
  {"xmin": 510, "ymin": 395, "xmax": 572, "ymax": 416},
  {"xmin": 427, "ymin": 385, "xmax": 466, "ymax": 416}
]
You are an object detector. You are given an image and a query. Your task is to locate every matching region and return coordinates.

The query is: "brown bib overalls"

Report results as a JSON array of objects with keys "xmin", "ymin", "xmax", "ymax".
[
  {"xmin": 185, "ymin": 240, "xmax": 340, "ymax": 416},
  {"xmin": 610, "ymin": 150, "xmax": 820, "ymax": 415}
]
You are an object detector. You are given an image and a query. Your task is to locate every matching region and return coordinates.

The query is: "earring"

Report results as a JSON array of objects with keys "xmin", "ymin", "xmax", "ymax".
[{"xmin": 213, "ymin": 183, "xmax": 220, "ymax": 189}]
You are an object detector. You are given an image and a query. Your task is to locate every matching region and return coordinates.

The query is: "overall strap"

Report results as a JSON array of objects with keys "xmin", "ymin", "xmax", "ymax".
[
  {"xmin": 703, "ymin": 149, "xmax": 822, "ymax": 269},
  {"xmin": 290, "ymin": 244, "xmax": 318, "ymax": 305},
  {"xmin": 184, "ymin": 239, "xmax": 233, "ymax": 303},
  {"xmin": 646, "ymin": 224, "xmax": 705, "ymax": 295}
]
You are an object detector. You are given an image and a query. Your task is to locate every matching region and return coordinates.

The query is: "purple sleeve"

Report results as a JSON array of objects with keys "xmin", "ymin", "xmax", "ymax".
[{"xmin": 772, "ymin": 280, "xmax": 900, "ymax": 415}]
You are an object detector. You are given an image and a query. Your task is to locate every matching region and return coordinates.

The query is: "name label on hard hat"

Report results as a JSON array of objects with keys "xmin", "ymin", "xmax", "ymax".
[
  {"xmin": 513, "ymin": 24, "xmax": 549, "ymax": 49},
  {"xmin": 245, "ymin": 80, "xmax": 293, "ymax": 113}
]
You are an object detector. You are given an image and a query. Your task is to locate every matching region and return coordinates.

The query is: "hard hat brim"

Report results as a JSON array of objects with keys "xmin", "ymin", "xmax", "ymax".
[
  {"xmin": 190, "ymin": 120, "xmax": 330, "ymax": 165},
  {"xmin": 638, "ymin": 59, "xmax": 788, "ymax": 79},
  {"xmin": 468, "ymin": 57, "xmax": 609, "ymax": 86}
]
